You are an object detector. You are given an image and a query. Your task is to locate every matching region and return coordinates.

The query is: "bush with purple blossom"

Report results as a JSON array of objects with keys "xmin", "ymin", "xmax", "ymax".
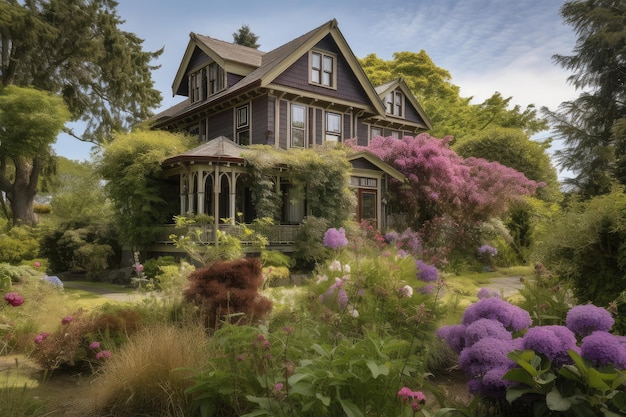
[
  {"xmin": 522, "ymin": 325, "xmax": 579, "ymax": 366},
  {"xmin": 580, "ymin": 331, "xmax": 626, "ymax": 369},
  {"xmin": 415, "ymin": 260, "xmax": 438, "ymax": 282},
  {"xmin": 323, "ymin": 227, "xmax": 348, "ymax": 250},
  {"xmin": 461, "ymin": 297, "xmax": 532, "ymax": 332},
  {"xmin": 566, "ymin": 304, "xmax": 615, "ymax": 337}
]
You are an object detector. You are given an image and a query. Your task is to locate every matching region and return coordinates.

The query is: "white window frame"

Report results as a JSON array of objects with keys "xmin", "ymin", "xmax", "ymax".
[
  {"xmin": 309, "ymin": 50, "xmax": 337, "ymax": 89},
  {"xmin": 235, "ymin": 104, "xmax": 250, "ymax": 145},
  {"xmin": 325, "ymin": 112, "xmax": 342, "ymax": 142},
  {"xmin": 385, "ymin": 91, "xmax": 404, "ymax": 117},
  {"xmin": 291, "ymin": 103, "xmax": 307, "ymax": 148},
  {"xmin": 208, "ymin": 62, "xmax": 225, "ymax": 96},
  {"xmin": 370, "ymin": 127, "xmax": 382, "ymax": 141}
]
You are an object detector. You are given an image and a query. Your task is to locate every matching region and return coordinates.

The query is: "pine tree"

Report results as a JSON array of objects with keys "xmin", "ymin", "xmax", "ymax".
[{"xmin": 232, "ymin": 24, "xmax": 260, "ymax": 49}]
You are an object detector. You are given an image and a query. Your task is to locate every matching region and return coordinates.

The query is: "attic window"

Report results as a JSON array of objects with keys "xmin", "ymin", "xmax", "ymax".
[
  {"xmin": 310, "ymin": 50, "xmax": 336, "ymax": 89},
  {"xmin": 208, "ymin": 62, "xmax": 225, "ymax": 96},
  {"xmin": 385, "ymin": 91, "xmax": 404, "ymax": 117}
]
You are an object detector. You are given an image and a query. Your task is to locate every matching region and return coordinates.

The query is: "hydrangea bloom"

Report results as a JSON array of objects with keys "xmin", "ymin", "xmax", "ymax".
[
  {"xmin": 566, "ymin": 304, "xmax": 614, "ymax": 337},
  {"xmin": 470, "ymin": 367, "xmax": 514, "ymax": 398},
  {"xmin": 477, "ymin": 287, "xmax": 500, "ymax": 300},
  {"xmin": 458, "ymin": 337, "xmax": 518, "ymax": 378},
  {"xmin": 522, "ymin": 325, "xmax": 579, "ymax": 366},
  {"xmin": 580, "ymin": 331, "xmax": 626, "ymax": 369},
  {"xmin": 477, "ymin": 245, "xmax": 498, "ymax": 256},
  {"xmin": 398, "ymin": 285, "xmax": 413, "ymax": 298},
  {"xmin": 323, "ymin": 227, "xmax": 348, "ymax": 249},
  {"xmin": 4, "ymin": 292, "xmax": 24, "ymax": 307},
  {"xmin": 464, "ymin": 318, "xmax": 512, "ymax": 347},
  {"xmin": 461, "ymin": 297, "xmax": 532, "ymax": 332},
  {"xmin": 436, "ymin": 324, "xmax": 467, "ymax": 354},
  {"xmin": 385, "ymin": 231, "xmax": 399, "ymax": 243},
  {"xmin": 416, "ymin": 260, "xmax": 438, "ymax": 282}
]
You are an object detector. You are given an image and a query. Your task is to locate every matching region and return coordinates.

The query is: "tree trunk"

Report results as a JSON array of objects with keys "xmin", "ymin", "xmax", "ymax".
[{"xmin": 0, "ymin": 156, "xmax": 42, "ymax": 227}]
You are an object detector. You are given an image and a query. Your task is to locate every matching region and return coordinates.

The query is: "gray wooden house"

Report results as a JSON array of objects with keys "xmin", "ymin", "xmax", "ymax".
[{"xmin": 152, "ymin": 19, "xmax": 431, "ymax": 250}]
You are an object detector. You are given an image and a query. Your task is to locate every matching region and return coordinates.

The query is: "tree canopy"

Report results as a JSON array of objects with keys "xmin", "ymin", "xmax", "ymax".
[
  {"xmin": 0, "ymin": 85, "xmax": 70, "ymax": 225},
  {"xmin": 359, "ymin": 51, "xmax": 548, "ymax": 141},
  {"xmin": 233, "ymin": 24, "xmax": 260, "ymax": 49},
  {"xmin": 0, "ymin": 0, "xmax": 163, "ymax": 144},
  {"xmin": 545, "ymin": 0, "xmax": 626, "ymax": 198}
]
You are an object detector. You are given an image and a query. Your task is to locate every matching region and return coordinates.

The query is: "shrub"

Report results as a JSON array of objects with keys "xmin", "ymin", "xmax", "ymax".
[
  {"xmin": 183, "ymin": 257, "xmax": 272, "ymax": 328},
  {"xmin": 293, "ymin": 216, "xmax": 330, "ymax": 270},
  {"xmin": 142, "ymin": 255, "xmax": 178, "ymax": 279},
  {"xmin": 0, "ymin": 226, "xmax": 40, "ymax": 264}
]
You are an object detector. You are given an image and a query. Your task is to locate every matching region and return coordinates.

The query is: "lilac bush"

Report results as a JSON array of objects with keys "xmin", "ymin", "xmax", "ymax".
[
  {"xmin": 416, "ymin": 260, "xmax": 438, "ymax": 282},
  {"xmin": 477, "ymin": 245, "xmax": 498, "ymax": 257},
  {"xmin": 566, "ymin": 304, "xmax": 614, "ymax": 337}
]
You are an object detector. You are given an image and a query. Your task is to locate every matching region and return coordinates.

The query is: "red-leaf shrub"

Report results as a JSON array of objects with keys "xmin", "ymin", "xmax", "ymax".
[{"xmin": 184, "ymin": 258, "xmax": 272, "ymax": 328}]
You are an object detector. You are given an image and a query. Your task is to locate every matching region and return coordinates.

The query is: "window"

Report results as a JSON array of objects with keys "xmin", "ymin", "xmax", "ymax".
[
  {"xmin": 291, "ymin": 104, "xmax": 306, "ymax": 148},
  {"xmin": 325, "ymin": 112, "xmax": 341, "ymax": 142},
  {"xmin": 208, "ymin": 62, "xmax": 224, "ymax": 95},
  {"xmin": 236, "ymin": 104, "xmax": 250, "ymax": 145},
  {"xmin": 370, "ymin": 127, "xmax": 382, "ymax": 140},
  {"xmin": 310, "ymin": 51, "xmax": 335, "ymax": 88},
  {"xmin": 391, "ymin": 131, "xmax": 401, "ymax": 139},
  {"xmin": 189, "ymin": 69, "xmax": 206, "ymax": 103},
  {"xmin": 385, "ymin": 91, "xmax": 404, "ymax": 117}
]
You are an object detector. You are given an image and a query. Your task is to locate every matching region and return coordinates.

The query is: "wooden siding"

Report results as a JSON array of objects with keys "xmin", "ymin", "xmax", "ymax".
[
  {"xmin": 351, "ymin": 158, "xmax": 380, "ymax": 171},
  {"xmin": 356, "ymin": 122, "xmax": 369, "ymax": 146},
  {"xmin": 272, "ymin": 35, "xmax": 370, "ymax": 106},
  {"xmin": 227, "ymin": 73, "xmax": 244, "ymax": 87},
  {"xmin": 251, "ymin": 96, "xmax": 271, "ymax": 145},
  {"xmin": 279, "ymin": 100, "xmax": 288, "ymax": 148},
  {"xmin": 343, "ymin": 113, "xmax": 352, "ymax": 140},
  {"xmin": 206, "ymin": 108, "xmax": 233, "ymax": 140},
  {"xmin": 314, "ymin": 108, "xmax": 323, "ymax": 145}
]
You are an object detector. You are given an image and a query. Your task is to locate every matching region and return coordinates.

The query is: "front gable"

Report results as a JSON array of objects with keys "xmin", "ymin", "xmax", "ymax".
[{"xmin": 374, "ymin": 78, "xmax": 433, "ymax": 131}]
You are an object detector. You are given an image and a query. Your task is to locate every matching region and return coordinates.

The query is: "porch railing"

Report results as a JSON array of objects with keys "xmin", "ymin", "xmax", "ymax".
[{"xmin": 155, "ymin": 223, "xmax": 300, "ymax": 247}]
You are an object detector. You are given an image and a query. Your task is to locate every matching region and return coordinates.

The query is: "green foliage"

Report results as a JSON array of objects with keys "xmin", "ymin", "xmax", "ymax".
[
  {"xmin": 454, "ymin": 127, "xmax": 561, "ymax": 203},
  {"xmin": 142, "ymin": 256, "xmax": 178, "ymax": 279},
  {"xmin": 533, "ymin": 189, "xmax": 626, "ymax": 305},
  {"xmin": 505, "ymin": 349, "xmax": 626, "ymax": 416},
  {"xmin": 99, "ymin": 129, "xmax": 195, "ymax": 248},
  {"xmin": 515, "ymin": 263, "xmax": 576, "ymax": 326},
  {"xmin": 293, "ymin": 216, "xmax": 331, "ymax": 270},
  {"xmin": 40, "ymin": 221, "xmax": 121, "ymax": 275},
  {"xmin": 154, "ymin": 262, "xmax": 195, "ymax": 293},
  {"xmin": 261, "ymin": 250, "xmax": 294, "ymax": 269},
  {"xmin": 0, "ymin": 226, "xmax": 40, "ymax": 264},
  {"xmin": 233, "ymin": 24, "xmax": 260, "ymax": 49},
  {"xmin": 244, "ymin": 145, "xmax": 355, "ymax": 225}
]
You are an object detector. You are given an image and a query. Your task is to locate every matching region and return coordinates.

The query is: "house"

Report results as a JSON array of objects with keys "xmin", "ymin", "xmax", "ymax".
[{"xmin": 152, "ymin": 19, "xmax": 432, "ymax": 251}]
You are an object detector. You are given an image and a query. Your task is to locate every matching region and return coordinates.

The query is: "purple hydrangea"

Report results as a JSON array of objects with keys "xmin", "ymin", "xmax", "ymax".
[
  {"xmin": 566, "ymin": 304, "xmax": 614, "ymax": 337},
  {"xmin": 385, "ymin": 231, "xmax": 399, "ymax": 243},
  {"xmin": 458, "ymin": 337, "xmax": 518, "ymax": 378},
  {"xmin": 461, "ymin": 297, "xmax": 532, "ymax": 332},
  {"xmin": 477, "ymin": 287, "xmax": 501, "ymax": 300},
  {"xmin": 477, "ymin": 245, "xmax": 498, "ymax": 256},
  {"xmin": 469, "ymin": 367, "xmax": 514, "ymax": 399},
  {"xmin": 464, "ymin": 318, "xmax": 512, "ymax": 347},
  {"xmin": 323, "ymin": 227, "xmax": 348, "ymax": 249},
  {"xmin": 436, "ymin": 324, "xmax": 467, "ymax": 354},
  {"xmin": 416, "ymin": 260, "xmax": 438, "ymax": 282},
  {"xmin": 580, "ymin": 331, "xmax": 626, "ymax": 369},
  {"xmin": 522, "ymin": 325, "xmax": 579, "ymax": 366}
]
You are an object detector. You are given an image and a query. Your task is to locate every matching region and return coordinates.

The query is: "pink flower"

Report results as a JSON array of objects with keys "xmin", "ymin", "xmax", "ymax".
[
  {"xmin": 135, "ymin": 263, "xmax": 144, "ymax": 272},
  {"xmin": 397, "ymin": 387, "xmax": 425, "ymax": 404},
  {"xmin": 4, "ymin": 292, "xmax": 24, "ymax": 307},
  {"xmin": 33, "ymin": 261, "xmax": 41, "ymax": 268},
  {"xmin": 96, "ymin": 350, "xmax": 111, "ymax": 360},
  {"xmin": 89, "ymin": 341, "xmax": 101, "ymax": 350},
  {"xmin": 34, "ymin": 332, "xmax": 49, "ymax": 344},
  {"xmin": 61, "ymin": 316, "xmax": 73, "ymax": 325},
  {"xmin": 274, "ymin": 382, "xmax": 283, "ymax": 391}
]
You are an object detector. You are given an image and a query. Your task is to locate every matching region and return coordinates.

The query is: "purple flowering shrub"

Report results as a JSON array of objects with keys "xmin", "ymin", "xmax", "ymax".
[
  {"xmin": 437, "ymin": 294, "xmax": 626, "ymax": 414},
  {"xmin": 323, "ymin": 227, "xmax": 348, "ymax": 250}
]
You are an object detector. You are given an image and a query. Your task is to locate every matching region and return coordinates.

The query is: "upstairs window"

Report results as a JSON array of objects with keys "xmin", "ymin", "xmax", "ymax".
[
  {"xmin": 385, "ymin": 91, "xmax": 404, "ymax": 117},
  {"xmin": 235, "ymin": 104, "xmax": 250, "ymax": 145},
  {"xmin": 208, "ymin": 62, "xmax": 225, "ymax": 96},
  {"xmin": 310, "ymin": 51, "xmax": 336, "ymax": 88},
  {"xmin": 325, "ymin": 112, "xmax": 341, "ymax": 142},
  {"xmin": 291, "ymin": 104, "xmax": 306, "ymax": 148},
  {"xmin": 189, "ymin": 69, "xmax": 206, "ymax": 103}
]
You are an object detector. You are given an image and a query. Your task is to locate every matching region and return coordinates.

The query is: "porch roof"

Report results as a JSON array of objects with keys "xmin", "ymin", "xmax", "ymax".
[
  {"xmin": 347, "ymin": 151, "xmax": 406, "ymax": 183},
  {"xmin": 162, "ymin": 136, "xmax": 246, "ymax": 166}
]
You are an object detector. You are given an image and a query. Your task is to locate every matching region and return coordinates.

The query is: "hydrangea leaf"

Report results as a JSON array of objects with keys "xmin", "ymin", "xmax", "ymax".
[{"xmin": 546, "ymin": 388, "xmax": 573, "ymax": 411}]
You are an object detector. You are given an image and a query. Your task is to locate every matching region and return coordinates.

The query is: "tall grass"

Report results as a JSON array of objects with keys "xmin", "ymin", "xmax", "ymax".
[{"xmin": 92, "ymin": 322, "xmax": 209, "ymax": 417}]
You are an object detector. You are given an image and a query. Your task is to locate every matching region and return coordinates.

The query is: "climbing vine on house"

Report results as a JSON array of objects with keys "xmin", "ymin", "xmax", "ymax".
[{"xmin": 243, "ymin": 145, "xmax": 356, "ymax": 225}]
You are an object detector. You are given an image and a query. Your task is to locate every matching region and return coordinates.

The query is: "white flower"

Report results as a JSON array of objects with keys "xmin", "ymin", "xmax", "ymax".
[
  {"xmin": 349, "ymin": 308, "xmax": 359, "ymax": 318},
  {"xmin": 316, "ymin": 274, "xmax": 329, "ymax": 285},
  {"xmin": 328, "ymin": 260, "xmax": 342, "ymax": 271},
  {"xmin": 399, "ymin": 285, "xmax": 413, "ymax": 298},
  {"xmin": 343, "ymin": 264, "xmax": 351, "ymax": 273}
]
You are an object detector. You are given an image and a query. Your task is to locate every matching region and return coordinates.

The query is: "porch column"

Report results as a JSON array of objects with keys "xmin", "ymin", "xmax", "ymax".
[
  {"xmin": 213, "ymin": 165, "xmax": 220, "ymax": 245},
  {"xmin": 187, "ymin": 172, "xmax": 195, "ymax": 214},
  {"xmin": 179, "ymin": 174, "xmax": 187, "ymax": 215},
  {"xmin": 229, "ymin": 171, "xmax": 237, "ymax": 224},
  {"xmin": 197, "ymin": 170, "xmax": 205, "ymax": 214}
]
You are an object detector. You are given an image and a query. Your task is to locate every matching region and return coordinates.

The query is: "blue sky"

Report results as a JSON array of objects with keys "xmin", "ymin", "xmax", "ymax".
[{"xmin": 53, "ymin": 0, "xmax": 579, "ymax": 166}]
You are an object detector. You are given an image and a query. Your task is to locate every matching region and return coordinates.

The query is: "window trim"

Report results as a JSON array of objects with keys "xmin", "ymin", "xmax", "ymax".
[
  {"xmin": 385, "ymin": 90, "xmax": 404, "ymax": 118},
  {"xmin": 325, "ymin": 111, "xmax": 342, "ymax": 143},
  {"xmin": 235, "ymin": 103, "xmax": 251, "ymax": 146},
  {"xmin": 290, "ymin": 103, "xmax": 307, "ymax": 148},
  {"xmin": 309, "ymin": 50, "xmax": 337, "ymax": 90}
]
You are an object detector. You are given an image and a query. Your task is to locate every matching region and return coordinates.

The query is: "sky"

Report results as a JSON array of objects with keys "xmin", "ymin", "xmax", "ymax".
[{"xmin": 53, "ymin": 0, "xmax": 580, "ymax": 174}]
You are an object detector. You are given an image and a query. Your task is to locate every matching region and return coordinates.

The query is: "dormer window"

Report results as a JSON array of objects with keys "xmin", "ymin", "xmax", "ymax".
[
  {"xmin": 189, "ymin": 69, "xmax": 206, "ymax": 103},
  {"xmin": 385, "ymin": 91, "xmax": 404, "ymax": 117},
  {"xmin": 208, "ymin": 62, "xmax": 224, "ymax": 95},
  {"xmin": 189, "ymin": 62, "xmax": 224, "ymax": 103},
  {"xmin": 310, "ymin": 50, "xmax": 336, "ymax": 88}
]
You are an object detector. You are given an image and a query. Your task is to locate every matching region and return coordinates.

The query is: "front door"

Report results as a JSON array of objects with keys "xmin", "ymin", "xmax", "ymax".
[{"xmin": 357, "ymin": 189, "xmax": 377, "ymax": 223}]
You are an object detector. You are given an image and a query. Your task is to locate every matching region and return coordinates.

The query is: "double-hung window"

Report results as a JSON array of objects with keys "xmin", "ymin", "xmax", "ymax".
[
  {"xmin": 236, "ymin": 104, "xmax": 250, "ymax": 145},
  {"xmin": 208, "ymin": 62, "xmax": 224, "ymax": 96},
  {"xmin": 291, "ymin": 104, "xmax": 306, "ymax": 148},
  {"xmin": 385, "ymin": 91, "xmax": 404, "ymax": 117},
  {"xmin": 189, "ymin": 68, "xmax": 206, "ymax": 103},
  {"xmin": 325, "ymin": 112, "xmax": 341, "ymax": 142},
  {"xmin": 310, "ymin": 51, "xmax": 336, "ymax": 88}
]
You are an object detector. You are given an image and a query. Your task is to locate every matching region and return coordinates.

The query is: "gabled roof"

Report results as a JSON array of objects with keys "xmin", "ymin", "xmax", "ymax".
[
  {"xmin": 375, "ymin": 77, "xmax": 433, "ymax": 130},
  {"xmin": 166, "ymin": 19, "xmax": 386, "ymax": 117},
  {"xmin": 347, "ymin": 151, "xmax": 406, "ymax": 183},
  {"xmin": 171, "ymin": 34, "xmax": 265, "ymax": 96},
  {"xmin": 162, "ymin": 136, "xmax": 245, "ymax": 166}
]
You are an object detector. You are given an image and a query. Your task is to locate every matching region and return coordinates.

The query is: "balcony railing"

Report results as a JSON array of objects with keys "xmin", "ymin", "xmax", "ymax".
[{"xmin": 155, "ymin": 223, "xmax": 300, "ymax": 246}]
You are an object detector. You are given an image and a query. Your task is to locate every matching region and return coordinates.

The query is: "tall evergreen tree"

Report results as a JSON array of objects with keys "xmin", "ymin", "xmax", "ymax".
[
  {"xmin": 0, "ymin": 0, "xmax": 162, "ymax": 225},
  {"xmin": 545, "ymin": 0, "xmax": 626, "ymax": 197},
  {"xmin": 233, "ymin": 24, "xmax": 260, "ymax": 49}
]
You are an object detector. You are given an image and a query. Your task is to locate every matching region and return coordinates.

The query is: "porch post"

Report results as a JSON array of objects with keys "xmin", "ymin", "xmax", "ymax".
[
  {"xmin": 213, "ymin": 165, "xmax": 220, "ymax": 245},
  {"xmin": 179, "ymin": 173, "xmax": 187, "ymax": 215},
  {"xmin": 187, "ymin": 172, "xmax": 195, "ymax": 214},
  {"xmin": 197, "ymin": 170, "xmax": 205, "ymax": 214},
  {"xmin": 229, "ymin": 171, "xmax": 237, "ymax": 224}
]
